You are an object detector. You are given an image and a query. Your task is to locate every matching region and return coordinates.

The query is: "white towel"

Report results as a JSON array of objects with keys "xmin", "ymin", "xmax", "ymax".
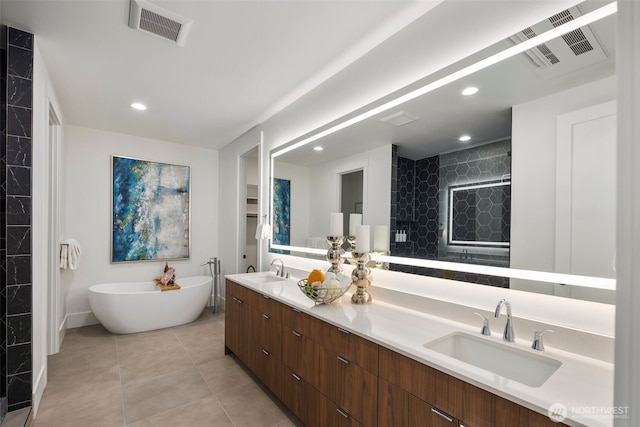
[
  {"xmin": 61, "ymin": 238, "xmax": 82, "ymax": 270},
  {"xmin": 255, "ymin": 218, "xmax": 272, "ymax": 240},
  {"xmin": 59, "ymin": 244, "xmax": 68, "ymax": 269}
]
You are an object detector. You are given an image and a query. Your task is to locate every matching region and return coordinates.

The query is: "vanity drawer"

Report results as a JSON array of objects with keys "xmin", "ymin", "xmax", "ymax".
[
  {"xmin": 257, "ymin": 293, "xmax": 283, "ymax": 321},
  {"xmin": 225, "ymin": 280, "xmax": 258, "ymax": 306},
  {"xmin": 326, "ymin": 325, "xmax": 378, "ymax": 374},
  {"xmin": 282, "ymin": 325, "xmax": 305, "ymax": 373},
  {"xmin": 334, "ymin": 354, "xmax": 378, "ymax": 426},
  {"xmin": 282, "ymin": 305, "xmax": 307, "ymax": 334}
]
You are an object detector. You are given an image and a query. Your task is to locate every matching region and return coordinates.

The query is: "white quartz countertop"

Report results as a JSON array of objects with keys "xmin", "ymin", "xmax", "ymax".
[{"xmin": 226, "ymin": 272, "xmax": 615, "ymax": 427}]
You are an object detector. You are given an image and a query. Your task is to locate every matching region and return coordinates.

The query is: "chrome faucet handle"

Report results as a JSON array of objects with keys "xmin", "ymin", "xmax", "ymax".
[
  {"xmin": 474, "ymin": 313, "xmax": 491, "ymax": 336},
  {"xmin": 531, "ymin": 330, "xmax": 554, "ymax": 351}
]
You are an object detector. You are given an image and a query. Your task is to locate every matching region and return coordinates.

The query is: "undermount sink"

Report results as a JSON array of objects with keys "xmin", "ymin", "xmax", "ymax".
[
  {"xmin": 244, "ymin": 273, "xmax": 287, "ymax": 284},
  {"xmin": 424, "ymin": 332, "xmax": 562, "ymax": 387}
]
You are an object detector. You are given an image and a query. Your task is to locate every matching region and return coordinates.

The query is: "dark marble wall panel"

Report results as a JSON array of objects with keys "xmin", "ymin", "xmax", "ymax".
[
  {"xmin": 5, "ymin": 256, "xmax": 30, "ymax": 287},
  {"xmin": 6, "ymin": 286, "xmax": 30, "ymax": 316},
  {"xmin": 6, "ymin": 227, "xmax": 30, "ymax": 255},
  {"xmin": 2, "ymin": 25, "xmax": 33, "ymax": 412},
  {"xmin": 6, "ymin": 373, "xmax": 29, "ymax": 407},
  {"xmin": 7, "ymin": 77, "xmax": 32, "ymax": 109},
  {"xmin": 6, "ymin": 344, "xmax": 30, "ymax": 376},
  {"xmin": 6, "ymin": 137, "xmax": 31, "ymax": 167},
  {"xmin": 5, "ymin": 197, "xmax": 30, "ymax": 226}
]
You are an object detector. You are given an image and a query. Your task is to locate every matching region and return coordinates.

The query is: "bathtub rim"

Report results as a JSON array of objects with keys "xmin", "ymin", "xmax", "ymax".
[{"xmin": 88, "ymin": 275, "xmax": 212, "ymax": 295}]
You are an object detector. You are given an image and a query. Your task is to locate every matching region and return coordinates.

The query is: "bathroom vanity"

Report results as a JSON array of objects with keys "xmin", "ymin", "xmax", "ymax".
[{"xmin": 225, "ymin": 273, "xmax": 613, "ymax": 427}]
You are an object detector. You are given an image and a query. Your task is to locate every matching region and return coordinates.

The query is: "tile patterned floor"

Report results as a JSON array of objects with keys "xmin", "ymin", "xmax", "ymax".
[{"xmin": 32, "ymin": 309, "xmax": 302, "ymax": 426}]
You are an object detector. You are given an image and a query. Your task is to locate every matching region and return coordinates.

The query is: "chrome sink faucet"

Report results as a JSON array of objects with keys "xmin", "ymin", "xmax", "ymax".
[
  {"xmin": 270, "ymin": 258, "xmax": 286, "ymax": 278},
  {"xmin": 494, "ymin": 299, "xmax": 515, "ymax": 342}
]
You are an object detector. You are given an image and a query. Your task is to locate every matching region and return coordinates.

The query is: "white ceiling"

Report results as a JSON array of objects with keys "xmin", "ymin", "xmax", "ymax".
[
  {"xmin": 275, "ymin": 3, "xmax": 616, "ymax": 166},
  {"xmin": 1, "ymin": 0, "xmax": 434, "ymax": 149}
]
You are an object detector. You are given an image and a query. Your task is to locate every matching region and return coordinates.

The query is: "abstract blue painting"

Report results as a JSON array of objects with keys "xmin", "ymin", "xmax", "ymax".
[
  {"xmin": 112, "ymin": 156, "xmax": 190, "ymax": 263},
  {"xmin": 273, "ymin": 178, "xmax": 290, "ymax": 253}
]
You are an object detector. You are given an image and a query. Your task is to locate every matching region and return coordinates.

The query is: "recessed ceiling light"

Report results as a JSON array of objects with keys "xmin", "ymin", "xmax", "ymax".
[
  {"xmin": 313, "ymin": 146, "xmax": 323, "ymax": 151},
  {"xmin": 461, "ymin": 87, "xmax": 479, "ymax": 96},
  {"xmin": 131, "ymin": 102, "xmax": 147, "ymax": 111},
  {"xmin": 459, "ymin": 135, "xmax": 471, "ymax": 142}
]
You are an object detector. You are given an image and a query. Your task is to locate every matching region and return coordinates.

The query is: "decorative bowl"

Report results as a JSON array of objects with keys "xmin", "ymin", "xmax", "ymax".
[{"xmin": 297, "ymin": 273, "xmax": 352, "ymax": 305}]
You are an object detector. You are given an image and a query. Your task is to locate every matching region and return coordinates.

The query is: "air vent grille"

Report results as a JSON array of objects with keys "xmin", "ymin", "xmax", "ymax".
[
  {"xmin": 129, "ymin": 0, "xmax": 192, "ymax": 47},
  {"xmin": 508, "ymin": 5, "xmax": 607, "ymax": 78},
  {"xmin": 549, "ymin": 9, "xmax": 574, "ymax": 27},
  {"xmin": 520, "ymin": 28, "xmax": 560, "ymax": 65},
  {"xmin": 380, "ymin": 111, "xmax": 419, "ymax": 127},
  {"xmin": 139, "ymin": 8, "xmax": 182, "ymax": 42},
  {"xmin": 536, "ymin": 43, "xmax": 560, "ymax": 64},
  {"xmin": 561, "ymin": 28, "xmax": 594, "ymax": 56},
  {"xmin": 521, "ymin": 27, "xmax": 536, "ymax": 39}
]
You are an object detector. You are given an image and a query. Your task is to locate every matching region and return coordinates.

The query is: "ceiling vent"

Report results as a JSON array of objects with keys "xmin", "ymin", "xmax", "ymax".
[
  {"xmin": 129, "ymin": 0, "xmax": 192, "ymax": 47},
  {"xmin": 380, "ymin": 111, "xmax": 419, "ymax": 127},
  {"xmin": 509, "ymin": 5, "xmax": 607, "ymax": 79}
]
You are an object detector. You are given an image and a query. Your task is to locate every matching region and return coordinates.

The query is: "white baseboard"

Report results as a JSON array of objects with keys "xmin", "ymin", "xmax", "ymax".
[
  {"xmin": 57, "ymin": 316, "xmax": 67, "ymax": 350},
  {"xmin": 66, "ymin": 311, "xmax": 99, "ymax": 329},
  {"xmin": 32, "ymin": 365, "xmax": 46, "ymax": 418}
]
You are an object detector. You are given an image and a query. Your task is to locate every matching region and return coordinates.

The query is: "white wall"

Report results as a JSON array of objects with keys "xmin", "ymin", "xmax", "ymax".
[
  {"xmin": 273, "ymin": 161, "xmax": 310, "ymax": 247},
  {"xmin": 510, "ymin": 76, "xmax": 616, "ymax": 295},
  {"xmin": 32, "ymin": 39, "xmax": 65, "ymax": 417},
  {"xmin": 272, "ymin": 144, "xmax": 390, "ymax": 249},
  {"xmin": 614, "ymin": 2, "xmax": 640, "ymax": 423},
  {"xmin": 218, "ymin": 127, "xmax": 262, "ymax": 279},
  {"xmin": 309, "ymin": 144, "xmax": 391, "ymax": 238},
  {"xmin": 63, "ymin": 126, "xmax": 219, "ymax": 326}
]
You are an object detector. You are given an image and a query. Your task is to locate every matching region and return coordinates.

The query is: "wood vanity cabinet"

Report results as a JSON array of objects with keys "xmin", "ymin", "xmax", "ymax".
[
  {"xmin": 495, "ymin": 396, "xmax": 566, "ymax": 427},
  {"xmin": 378, "ymin": 346, "xmax": 569, "ymax": 427},
  {"xmin": 226, "ymin": 279, "xmax": 566, "ymax": 427}
]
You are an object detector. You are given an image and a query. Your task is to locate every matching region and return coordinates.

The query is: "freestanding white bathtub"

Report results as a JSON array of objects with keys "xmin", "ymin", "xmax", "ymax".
[{"xmin": 88, "ymin": 275, "xmax": 212, "ymax": 334}]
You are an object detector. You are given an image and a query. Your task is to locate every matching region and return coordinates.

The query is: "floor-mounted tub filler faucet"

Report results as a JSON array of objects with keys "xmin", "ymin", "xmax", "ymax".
[
  {"xmin": 201, "ymin": 257, "xmax": 220, "ymax": 313},
  {"xmin": 494, "ymin": 299, "xmax": 514, "ymax": 342},
  {"xmin": 270, "ymin": 258, "xmax": 287, "ymax": 278}
]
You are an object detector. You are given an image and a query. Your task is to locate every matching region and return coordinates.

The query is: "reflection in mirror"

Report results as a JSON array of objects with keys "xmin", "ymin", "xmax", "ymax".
[
  {"xmin": 270, "ymin": 2, "xmax": 616, "ymax": 303},
  {"xmin": 449, "ymin": 180, "xmax": 511, "ymax": 247},
  {"xmin": 341, "ymin": 170, "xmax": 363, "ymax": 236}
]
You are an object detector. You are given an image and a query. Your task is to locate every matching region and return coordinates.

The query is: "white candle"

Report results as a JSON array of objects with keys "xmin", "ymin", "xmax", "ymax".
[
  {"xmin": 373, "ymin": 225, "xmax": 389, "ymax": 252},
  {"xmin": 329, "ymin": 212, "xmax": 343, "ymax": 236},
  {"xmin": 355, "ymin": 225, "xmax": 370, "ymax": 252},
  {"xmin": 349, "ymin": 213, "xmax": 362, "ymax": 236}
]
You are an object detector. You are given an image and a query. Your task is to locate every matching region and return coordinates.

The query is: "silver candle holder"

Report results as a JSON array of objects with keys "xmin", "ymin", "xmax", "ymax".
[
  {"xmin": 350, "ymin": 252, "xmax": 372, "ymax": 304},
  {"xmin": 345, "ymin": 236, "xmax": 357, "ymax": 264},
  {"xmin": 371, "ymin": 251, "xmax": 389, "ymax": 270},
  {"xmin": 326, "ymin": 235, "xmax": 345, "ymax": 273}
]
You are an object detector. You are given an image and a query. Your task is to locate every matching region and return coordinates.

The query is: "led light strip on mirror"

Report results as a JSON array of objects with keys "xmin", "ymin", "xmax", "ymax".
[{"xmin": 270, "ymin": 244, "xmax": 616, "ymax": 290}]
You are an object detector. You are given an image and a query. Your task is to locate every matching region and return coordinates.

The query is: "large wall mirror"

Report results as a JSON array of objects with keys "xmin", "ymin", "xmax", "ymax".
[{"xmin": 271, "ymin": 1, "xmax": 617, "ymax": 304}]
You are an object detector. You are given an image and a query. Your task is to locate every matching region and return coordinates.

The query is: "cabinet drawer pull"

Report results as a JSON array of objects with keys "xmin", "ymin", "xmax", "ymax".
[
  {"xmin": 336, "ymin": 408, "xmax": 350, "ymax": 419},
  {"xmin": 235, "ymin": 298, "xmax": 243, "ymax": 304},
  {"xmin": 337, "ymin": 355, "xmax": 350, "ymax": 365},
  {"xmin": 263, "ymin": 295, "xmax": 270, "ymax": 300},
  {"xmin": 292, "ymin": 373, "xmax": 301, "ymax": 381},
  {"xmin": 292, "ymin": 331, "xmax": 302, "ymax": 338},
  {"xmin": 263, "ymin": 314, "xmax": 270, "ymax": 319},
  {"xmin": 293, "ymin": 308, "xmax": 302, "ymax": 313},
  {"xmin": 430, "ymin": 408, "xmax": 454, "ymax": 423},
  {"xmin": 262, "ymin": 349, "xmax": 270, "ymax": 356},
  {"xmin": 337, "ymin": 327, "xmax": 350, "ymax": 335}
]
